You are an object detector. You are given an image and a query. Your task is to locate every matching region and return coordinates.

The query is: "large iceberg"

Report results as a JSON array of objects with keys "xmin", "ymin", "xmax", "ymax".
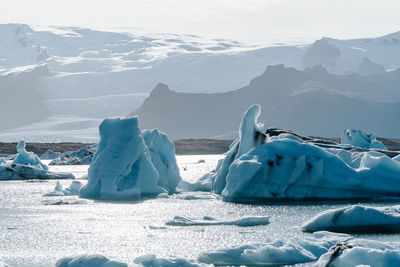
[
  {"xmin": 79, "ymin": 117, "xmax": 180, "ymax": 199},
  {"xmin": 302, "ymin": 205, "xmax": 400, "ymax": 233},
  {"xmin": 13, "ymin": 140, "xmax": 48, "ymax": 170},
  {"xmin": 190, "ymin": 104, "xmax": 400, "ymax": 202},
  {"xmin": 341, "ymin": 129, "xmax": 387, "ymax": 150},
  {"xmin": 186, "ymin": 104, "xmax": 265, "ymax": 193}
]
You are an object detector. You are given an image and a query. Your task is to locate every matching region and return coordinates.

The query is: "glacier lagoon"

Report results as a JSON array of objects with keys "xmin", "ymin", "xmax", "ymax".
[{"xmin": 1, "ymin": 155, "xmax": 400, "ymax": 266}]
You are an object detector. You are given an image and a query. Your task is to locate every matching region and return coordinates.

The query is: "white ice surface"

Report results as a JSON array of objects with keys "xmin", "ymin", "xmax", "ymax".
[
  {"xmin": 165, "ymin": 216, "xmax": 269, "ymax": 227},
  {"xmin": 302, "ymin": 205, "xmax": 400, "ymax": 233},
  {"xmin": 341, "ymin": 129, "xmax": 387, "ymax": 150}
]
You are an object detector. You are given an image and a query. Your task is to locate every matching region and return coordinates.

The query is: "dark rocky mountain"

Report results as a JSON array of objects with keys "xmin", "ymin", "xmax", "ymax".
[{"xmin": 130, "ymin": 65, "xmax": 400, "ymax": 139}]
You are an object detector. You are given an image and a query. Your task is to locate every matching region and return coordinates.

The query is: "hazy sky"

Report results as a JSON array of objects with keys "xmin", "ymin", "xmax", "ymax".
[{"xmin": 1, "ymin": 0, "xmax": 400, "ymax": 44}]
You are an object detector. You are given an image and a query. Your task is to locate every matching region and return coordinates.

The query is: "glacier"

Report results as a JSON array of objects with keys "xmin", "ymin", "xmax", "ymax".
[
  {"xmin": 341, "ymin": 129, "xmax": 387, "ymax": 150},
  {"xmin": 302, "ymin": 205, "xmax": 400, "ymax": 233},
  {"xmin": 79, "ymin": 117, "xmax": 180, "ymax": 199}
]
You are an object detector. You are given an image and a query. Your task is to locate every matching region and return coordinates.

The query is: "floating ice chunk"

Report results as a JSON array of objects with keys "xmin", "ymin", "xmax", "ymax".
[
  {"xmin": 142, "ymin": 129, "xmax": 181, "ymax": 193},
  {"xmin": 0, "ymin": 163, "xmax": 74, "ymax": 180},
  {"xmin": 56, "ymin": 254, "xmax": 128, "ymax": 267},
  {"xmin": 166, "ymin": 216, "xmax": 269, "ymax": 227},
  {"xmin": 174, "ymin": 192, "xmax": 220, "ymax": 200},
  {"xmin": 134, "ymin": 254, "xmax": 210, "ymax": 267},
  {"xmin": 221, "ymin": 134, "xmax": 400, "ymax": 202},
  {"xmin": 42, "ymin": 199, "xmax": 88, "ymax": 205},
  {"xmin": 0, "ymin": 157, "xmax": 6, "ymax": 165},
  {"xmin": 12, "ymin": 140, "xmax": 48, "ymax": 170},
  {"xmin": 40, "ymin": 150, "xmax": 61, "ymax": 160},
  {"xmin": 57, "ymin": 254, "xmax": 210, "ymax": 267},
  {"xmin": 44, "ymin": 181, "xmax": 83, "ymax": 196},
  {"xmin": 49, "ymin": 144, "xmax": 97, "ymax": 165},
  {"xmin": 302, "ymin": 205, "xmax": 400, "ymax": 233},
  {"xmin": 199, "ymin": 231, "xmax": 351, "ymax": 266},
  {"xmin": 80, "ymin": 117, "xmax": 180, "ymax": 199},
  {"xmin": 190, "ymin": 104, "xmax": 265, "ymax": 194},
  {"xmin": 315, "ymin": 239, "xmax": 400, "ymax": 267},
  {"xmin": 341, "ymin": 129, "xmax": 387, "ymax": 150}
]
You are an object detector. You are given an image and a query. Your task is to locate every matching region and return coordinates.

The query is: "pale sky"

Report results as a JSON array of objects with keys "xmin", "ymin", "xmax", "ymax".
[{"xmin": 1, "ymin": 0, "xmax": 400, "ymax": 44}]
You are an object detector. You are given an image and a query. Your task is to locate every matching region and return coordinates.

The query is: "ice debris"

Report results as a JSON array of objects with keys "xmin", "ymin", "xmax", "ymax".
[{"xmin": 165, "ymin": 216, "xmax": 269, "ymax": 227}]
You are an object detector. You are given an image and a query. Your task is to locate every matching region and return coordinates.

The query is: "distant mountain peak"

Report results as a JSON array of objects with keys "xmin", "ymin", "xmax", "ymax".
[{"xmin": 149, "ymin": 82, "xmax": 172, "ymax": 96}]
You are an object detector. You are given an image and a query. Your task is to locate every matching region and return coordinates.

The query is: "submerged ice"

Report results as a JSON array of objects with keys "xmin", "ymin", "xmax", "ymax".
[{"xmin": 80, "ymin": 117, "xmax": 181, "ymax": 199}]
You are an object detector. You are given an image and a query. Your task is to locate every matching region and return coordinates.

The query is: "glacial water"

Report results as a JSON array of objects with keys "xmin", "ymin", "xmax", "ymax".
[{"xmin": 0, "ymin": 155, "xmax": 399, "ymax": 266}]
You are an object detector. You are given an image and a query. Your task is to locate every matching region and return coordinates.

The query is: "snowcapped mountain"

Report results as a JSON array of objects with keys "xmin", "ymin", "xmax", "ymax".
[{"xmin": 0, "ymin": 23, "xmax": 399, "ymax": 141}]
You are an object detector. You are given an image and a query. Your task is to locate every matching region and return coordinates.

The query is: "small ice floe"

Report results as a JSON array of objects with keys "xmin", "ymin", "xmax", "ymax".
[
  {"xmin": 315, "ymin": 239, "xmax": 400, "ymax": 267},
  {"xmin": 57, "ymin": 254, "xmax": 210, "ymax": 267},
  {"xmin": 165, "ymin": 216, "xmax": 270, "ymax": 227},
  {"xmin": 56, "ymin": 254, "xmax": 128, "ymax": 267},
  {"xmin": 174, "ymin": 192, "xmax": 220, "ymax": 200},
  {"xmin": 43, "ymin": 181, "xmax": 83, "ymax": 197},
  {"xmin": 42, "ymin": 197, "xmax": 88, "ymax": 205},
  {"xmin": 134, "ymin": 254, "xmax": 211, "ymax": 267},
  {"xmin": 302, "ymin": 205, "xmax": 400, "ymax": 233},
  {"xmin": 198, "ymin": 231, "xmax": 352, "ymax": 266},
  {"xmin": 0, "ymin": 141, "xmax": 74, "ymax": 180},
  {"xmin": 341, "ymin": 129, "xmax": 387, "ymax": 150}
]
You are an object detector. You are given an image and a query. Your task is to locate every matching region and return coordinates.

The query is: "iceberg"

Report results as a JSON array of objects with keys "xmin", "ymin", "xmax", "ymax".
[
  {"xmin": 222, "ymin": 134, "xmax": 400, "ymax": 202},
  {"xmin": 0, "ymin": 141, "xmax": 74, "ymax": 180},
  {"xmin": 315, "ymin": 239, "xmax": 400, "ymax": 267},
  {"xmin": 142, "ymin": 129, "xmax": 181, "ymax": 193},
  {"xmin": 198, "ymin": 231, "xmax": 352, "ymax": 266},
  {"xmin": 341, "ymin": 129, "xmax": 387, "ymax": 150},
  {"xmin": 79, "ymin": 117, "xmax": 180, "ymax": 199},
  {"xmin": 165, "ymin": 215, "xmax": 269, "ymax": 227},
  {"xmin": 57, "ymin": 254, "xmax": 210, "ymax": 267},
  {"xmin": 188, "ymin": 104, "xmax": 265, "ymax": 193},
  {"xmin": 44, "ymin": 181, "xmax": 83, "ymax": 196},
  {"xmin": 49, "ymin": 144, "xmax": 97, "ymax": 165},
  {"xmin": 56, "ymin": 254, "xmax": 127, "ymax": 267},
  {"xmin": 40, "ymin": 149, "xmax": 62, "ymax": 160},
  {"xmin": 12, "ymin": 140, "xmax": 48, "ymax": 170},
  {"xmin": 302, "ymin": 205, "xmax": 400, "ymax": 233},
  {"xmin": 189, "ymin": 104, "xmax": 400, "ymax": 202}
]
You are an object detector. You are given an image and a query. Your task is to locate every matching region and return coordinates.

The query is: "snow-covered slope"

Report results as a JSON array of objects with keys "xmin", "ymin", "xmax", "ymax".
[{"xmin": 1, "ymin": 23, "xmax": 400, "ymax": 141}]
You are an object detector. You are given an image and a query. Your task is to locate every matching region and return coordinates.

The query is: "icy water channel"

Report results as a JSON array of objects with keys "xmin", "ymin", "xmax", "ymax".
[{"xmin": 1, "ymin": 155, "xmax": 400, "ymax": 266}]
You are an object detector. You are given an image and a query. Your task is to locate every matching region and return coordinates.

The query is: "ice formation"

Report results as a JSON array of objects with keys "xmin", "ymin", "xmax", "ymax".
[
  {"xmin": 302, "ymin": 205, "xmax": 400, "ymax": 233},
  {"xmin": 198, "ymin": 231, "xmax": 352, "ymax": 266},
  {"xmin": 189, "ymin": 104, "xmax": 400, "ymax": 202},
  {"xmin": 49, "ymin": 144, "xmax": 97, "ymax": 165},
  {"xmin": 44, "ymin": 181, "xmax": 83, "ymax": 197},
  {"xmin": 79, "ymin": 117, "xmax": 180, "ymax": 199},
  {"xmin": 341, "ymin": 129, "xmax": 387, "ymax": 150},
  {"xmin": 188, "ymin": 104, "xmax": 265, "ymax": 193},
  {"xmin": 0, "ymin": 142, "xmax": 74, "ymax": 180},
  {"xmin": 315, "ymin": 239, "xmax": 400, "ymax": 267},
  {"xmin": 57, "ymin": 254, "xmax": 210, "ymax": 267},
  {"xmin": 222, "ymin": 134, "xmax": 400, "ymax": 201},
  {"xmin": 56, "ymin": 254, "xmax": 128, "ymax": 267},
  {"xmin": 40, "ymin": 150, "xmax": 61, "ymax": 160},
  {"xmin": 142, "ymin": 129, "xmax": 181, "ymax": 193},
  {"xmin": 0, "ymin": 164, "xmax": 74, "ymax": 180},
  {"xmin": 165, "ymin": 215, "xmax": 269, "ymax": 227},
  {"xmin": 12, "ymin": 140, "xmax": 48, "ymax": 170}
]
